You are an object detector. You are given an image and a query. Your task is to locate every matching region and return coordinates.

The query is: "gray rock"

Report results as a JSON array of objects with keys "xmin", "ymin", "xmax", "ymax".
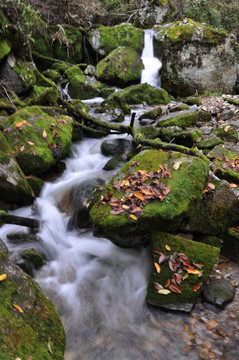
[
  {"xmin": 203, "ymin": 278, "xmax": 236, "ymax": 309},
  {"xmin": 101, "ymin": 138, "xmax": 132, "ymax": 156}
]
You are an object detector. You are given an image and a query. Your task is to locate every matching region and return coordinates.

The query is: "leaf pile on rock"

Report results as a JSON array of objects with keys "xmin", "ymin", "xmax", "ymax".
[
  {"xmin": 152, "ymin": 248, "xmax": 204, "ymax": 295},
  {"xmin": 213, "ymin": 154, "xmax": 239, "ymax": 173},
  {"xmin": 97, "ymin": 161, "xmax": 171, "ymax": 218}
]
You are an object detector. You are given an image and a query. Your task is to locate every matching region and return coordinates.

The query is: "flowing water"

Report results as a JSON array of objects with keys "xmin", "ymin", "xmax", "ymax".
[{"xmin": 141, "ymin": 30, "xmax": 162, "ymax": 87}]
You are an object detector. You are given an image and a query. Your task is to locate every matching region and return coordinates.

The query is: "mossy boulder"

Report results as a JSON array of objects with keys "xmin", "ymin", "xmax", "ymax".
[
  {"xmin": 139, "ymin": 106, "xmax": 163, "ymax": 121},
  {"xmin": 208, "ymin": 145, "xmax": 239, "ymax": 184},
  {"xmin": 67, "ymin": 74, "xmax": 104, "ymax": 100},
  {"xmin": 26, "ymin": 86, "xmax": 60, "ymax": 106},
  {"xmin": 212, "ymin": 125, "xmax": 238, "ymax": 142},
  {"xmin": 221, "ymin": 228, "xmax": 239, "ymax": 261},
  {"xmin": 122, "ymin": 83, "xmax": 170, "ymax": 105},
  {"xmin": 181, "ymin": 180, "xmax": 239, "ymax": 235},
  {"xmin": 153, "ymin": 19, "xmax": 237, "ymax": 96},
  {"xmin": 197, "ymin": 136, "xmax": 224, "ymax": 150},
  {"xmin": 95, "ymin": 92, "xmax": 131, "ymax": 117},
  {"xmin": 95, "ymin": 46, "xmax": 144, "ymax": 87},
  {"xmin": 0, "ymin": 131, "xmax": 33, "ymax": 205},
  {"xmin": 157, "ymin": 109, "xmax": 211, "ymax": 128},
  {"xmin": 42, "ymin": 69, "xmax": 62, "ymax": 83},
  {"xmin": 171, "ymin": 129, "xmax": 202, "ymax": 147},
  {"xmin": 0, "ymin": 255, "xmax": 65, "ymax": 359},
  {"xmin": 147, "ymin": 232, "xmax": 220, "ymax": 312},
  {"xmin": 90, "ymin": 150, "xmax": 209, "ymax": 248},
  {"xmin": 3, "ymin": 106, "xmax": 73, "ymax": 176},
  {"xmin": 87, "ymin": 24, "xmax": 143, "ymax": 56}
]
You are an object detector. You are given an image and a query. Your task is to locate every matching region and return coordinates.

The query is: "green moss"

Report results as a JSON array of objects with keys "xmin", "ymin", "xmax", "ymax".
[
  {"xmin": 146, "ymin": 232, "xmax": 220, "ymax": 311},
  {"xmin": 224, "ymin": 97, "xmax": 239, "ymax": 106},
  {"xmin": 213, "ymin": 125, "xmax": 238, "ymax": 142},
  {"xmin": 139, "ymin": 106, "xmax": 162, "ymax": 120},
  {"xmin": 184, "ymin": 96, "xmax": 202, "ymax": 106},
  {"xmin": 21, "ymin": 249, "xmax": 45, "ymax": 270},
  {"xmin": 26, "ymin": 86, "xmax": 60, "ymax": 106},
  {"xmin": 65, "ymin": 65, "xmax": 84, "ymax": 80},
  {"xmin": 157, "ymin": 110, "xmax": 210, "ymax": 128},
  {"xmin": 13, "ymin": 61, "xmax": 37, "ymax": 90},
  {"xmin": 0, "ymin": 40, "xmax": 11, "ymax": 60},
  {"xmin": 68, "ymin": 74, "xmax": 104, "ymax": 100},
  {"xmin": 96, "ymin": 93, "xmax": 131, "ymax": 115},
  {"xmin": 123, "ymin": 83, "xmax": 170, "ymax": 105},
  {"xmin": 0, "ymin": 259, "xmax": 65, "ymax": 359},
  {"xmin": 172, "ymin": 129, "xmax": 203, "ymax": 147},
  {"xmin": 87, "ymin": 24, "xmax": 143, "ymax": 55},
  {"xmin": 42, "ymin": 69, "xmax": 61, "ymax": 83}
]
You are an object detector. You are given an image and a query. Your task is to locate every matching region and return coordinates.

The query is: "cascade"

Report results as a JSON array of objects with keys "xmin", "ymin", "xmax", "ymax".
[{"xmin": 141, "ymin": 29, "xmax": 162, "ymax": 87}]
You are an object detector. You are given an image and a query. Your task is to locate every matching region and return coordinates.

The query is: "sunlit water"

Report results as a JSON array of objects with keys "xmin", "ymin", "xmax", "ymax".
[{"xmin": 141, "ymin": 29, "xmax": 162, "ymax": 88}]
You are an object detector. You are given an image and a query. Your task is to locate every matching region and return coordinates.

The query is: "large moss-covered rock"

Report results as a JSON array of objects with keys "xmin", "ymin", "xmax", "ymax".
[
  {"xmin": 153, "ymin": 19, "xmax": 237, "ymax": 96},
  {"xmin": 181, "ymin": 180, "xmax": 239, "ymax": 235},
  {"xmin": 122, "ymin": 83, "xmax": 170, "ymax": 105},
  {"xmin": 87, "ymin": 24, "xmax": 143, "ymax": 56},
  {"xmin": 95, "ymin": 46, "xmax": 143, "ymax": 87},
  {"xmin": 3, "ymin": 106, "xmax": 73, "ymax": 176},
  {"xmin": 0, "ymin": 132, "xmax": 33, "ymax": 205},
  {"xmin": 0, "ymin": 254, "xmax": 65, "ymax": 359},
  {"xmin": 157, "ymin": 109, "xmax": 211, "ymax": 128},
  {"xmin": 147, "ymin": 232, "xmax": 220, "ymax": 312},
  {"xmin": 26, "ymin": 86, "xmax": 60, "ymax": 106},
  {"xmin": 67, "ymin": 74, "xmax": 104, "ymax": 100},
  {"xmin": 90, "ymin": 150, "xmax": 209, "ymax": 247}
]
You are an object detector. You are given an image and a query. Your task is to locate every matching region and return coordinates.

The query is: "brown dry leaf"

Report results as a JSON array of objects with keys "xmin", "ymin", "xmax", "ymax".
[
  {"xmin": 20, "ymin": 145, "xmax": 25, "ymax": 152},
  {"xmin": 193, "ymin": 281, "xmax": 203, "ymax": 292},
  {"xmin": 32, "ymin": 150, "xmax": 37, "ymax": 156},
  {"xmin": 207, "ymin": 319, "xmax": 219, "ymax": 330},
  {"xmin": 154, "ymin": 262, "xmax": 161, "ymax": 273},
  {"xmin": 152, "ymin": 281, "xmax": 163, "ymax": 291},
  {"xmin": 157, "ymin": 289, "xmax": 171, "ymax": 295},
  {"xmin": 134, "ymin": 192, "xmax": 145, "ymax": 201},
  {"xmin": 173, "ymin": 273, "xmax": 182, "ymax": 285},
  {"xmin": 15, "ymin": 121, "xmax": 24, "ymax": 128},
  {"xmin": 158, "ymin": 252, "xmax": 167, "ymax": 264},
  {"xmin": 208, "ymin": 182, "xmax": 215, "ymax": 190},
  {"xmin": 13, "ymin": 304, "xmax": 24, "ymax": 313},
  {"xmin": 42, "ymin": 129, "xmax": 47, "ymax": 138},
  {"xmin": 164, "ymin": 279, "xmax": 170, "ymax": 288},
  {"xmin": 169, "ymin": 284, "xmax": 182, "ymax": 294},
  {"xmin": 165, "ymin": 244, "xmax": 171, "ymax": 251},
  {"xmin": 0, "ymin": 273, "xmax": 7, "ymax": 281},
  {"xmin": 27, "ymin": 141, "xmax": 35, "ymax": 146}
]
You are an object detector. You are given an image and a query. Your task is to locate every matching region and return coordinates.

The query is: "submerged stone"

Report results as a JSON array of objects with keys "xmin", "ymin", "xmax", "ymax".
[
  {"xmin": 203, "ymin": 278, "xmax": 236, "ymax": 309},
  {"xmin": 147, "ymin": 232, "xmax": 220, "ymax": 312}
]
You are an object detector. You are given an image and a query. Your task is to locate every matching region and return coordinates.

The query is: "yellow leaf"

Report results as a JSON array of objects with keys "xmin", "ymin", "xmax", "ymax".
[
  {"xmin": 48, "ymin": 341, "xmax": 53, "ymax": 355},
  {"xmin": 158, "ymin": 289, "xmax": 171, "ymax": 295},
  {"xmin": 0, "ymin": 273, "xmax": 7, "ymax": 281},
  {"xmin": 134, "ymin": 192, "xmax": 145, "ymax": 201},
  {"xmin": 165, "ymin": 244, "xmax": 171, "ymax": 251},
  {"xmin": 27, "ymin": 141, "xmax": 35, "ymax": 146},
  {"xmin": 15, "ymin": 121, "xmax": 24, "ymax": 128},
  {"xmin": 130, "ymin": 214, "xmax": 137, "ymax": 221},
  {"xmin": 42, "ymin": 130, "xmax": 47, "ymax": 138},
  {"xmin": 20, "ymin": 145, "xmax": 25, "ymax": 152},
  {"xmin": 173, "ymin": 161, "xmax": 182, "ymax": 170},
  {"xmin": 185, "ymin": 268, "xmax": 201, "ymax": 275},
  {"xmin": 224, "ymin": 125, "xmax": 230, "ymax": 132},
  {"xmin": 13, "ymin": 304, "xmax": 24, "ymax": 313},
  {"xmin": 154, "ymin": 262, "xmax": 161, "ymax": 273}
]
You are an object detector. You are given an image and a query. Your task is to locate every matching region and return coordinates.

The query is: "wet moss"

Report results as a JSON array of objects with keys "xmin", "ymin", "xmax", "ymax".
[
  {"xmin": 157, "ymin": 110, "xmax": 210, "ymax": 128},
  {"xmin": 146, "ymin": 232, "xmax": 220, "ymax": 311},
  {"xmin": 0, "ymin": 40, "xmax": 11, "ymax": 61},
  {"xmin": 123, "ymin": 83, "xmax": 170, "ymax": 105}
]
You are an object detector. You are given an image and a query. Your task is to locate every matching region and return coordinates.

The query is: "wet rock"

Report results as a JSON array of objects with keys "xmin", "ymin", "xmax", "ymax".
[
  {"xmin": 0, "ymin": 255, "xmax": 65, "ymax": 359},
  {"xmin": 3, "ymin": 105, "xmax": 73, "ymax": 176},
  {"xmin": 203, "ymin": 278, "xmax": 236, "ymax": 309},
  {"xmin": 221, "ymin": 228, "xmax": 239, "ymax": 261},
  {"xmin": 139, "ymin": 106, "xmax": 162, "ymax": 121},
  {"xmin": 26, "ymin": 175, "xmax": 44, "ymax": 197},
  {"xmin": 123, "ymin": 83, "xmax": 170, "ymax": 105},
  {"xmin": 7, "ymin": 233, "xmax": 42, "ymax": 244},
  {"xmin": 171, "ymin": 129, "xmax": 202, "ymax": 148},
  {"xmin": 0, "ymin": 131, "xmax": 33, "ymax": 205},
  {"xmin": 212, "ymin": 124, "xmax": 238, "ymax": 143},
  {"xmin": 20, "ymin": 248, "xmax": 45, "ymax": 273},
  {"xmin": 137, "ymin": 0, "xmax": 170, "ymax": 27},
  {"xmin": 157, "ymin": 109, "xmax": 211, "ymax": 128},
  {"xmin": 103, "ymin": 154, "xmax": 122, "ymax": 171},
  {"xmin": 95, "ymin": 92, "xmax": 131, "ymax": 122},
  {"xmin": 184, "ymin": 96, "xmax": 202, "ymax": 106},
  {"xmin": 67, "ymin": 74, "xmax": 104, "ymax": 100},
  {"xmin": 101, "ymin": 138, "xmax": 132, "ymax": 157},
  {"xmin": 197, "ymin": 136, "xmax": 224, "ymax": 150},
  {"xmin": 95, "ymin": 46, "xmax": 143, "ymax": 87},
  {"xmin": 0, "ymin": 238, "xmax": 8, "ymax": 255},
  {"xmin": 147, "ymin": 232, "xmax": 220, "ymax": 312}
]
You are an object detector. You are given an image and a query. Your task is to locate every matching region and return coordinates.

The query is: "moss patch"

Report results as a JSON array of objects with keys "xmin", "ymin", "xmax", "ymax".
[
  {"xmin": 0, "ymin": 39, "xmax": 11, "ymax": 61},
  {"xmin": 123, "ymin": 83, "xmax": 170, "ymax": 105},
  {"xmin": 147, "ymin": 232, "xmax": 220, "ymax": 312}
]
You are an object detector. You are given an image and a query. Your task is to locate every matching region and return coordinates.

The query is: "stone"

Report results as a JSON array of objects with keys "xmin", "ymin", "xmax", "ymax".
[
  {"xmin": 203, "ymin": 278, "xmax": 236, "ymax": 309},
  {"xmin": 147, "ymin": 232, "xmax": 220, "ymax": 312},
  {"xmin": 67, "ymin": 74, "xmax": 104, "ymax": 100},
  {"xmin": 157, "ymin": 109, "xmax": 211, "ymax": 128},
  {"xmin": 137, "ymin": 0, "xmax": 170, "ymax": 27},
  {"xmin": 100, "ymin": 138, "xmax": 132, "ymax": 157},
  {"xmin": 123, "ymin": 83, "xmax": 170, "ymax": 105},
  {"xmin": 95, "ymin": 46, "xmax": 144, "ymax": 87}
]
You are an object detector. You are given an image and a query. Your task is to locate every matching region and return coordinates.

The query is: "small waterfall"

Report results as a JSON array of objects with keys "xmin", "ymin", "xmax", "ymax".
[{"xmin": 141, "ymin": 29, "xmax": 162, "ymax": 87}]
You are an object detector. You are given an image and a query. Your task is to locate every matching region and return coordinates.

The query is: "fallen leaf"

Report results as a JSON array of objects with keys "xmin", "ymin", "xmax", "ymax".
[
  {"xmin": 154, "ymin": 262, "xmax": 161, "ymax": 273},
  {"xmin": 20, "ymin": 145, "xmax": 25, "ymax": 152},
  {"xmin": 15, "ymin": 121, "xmax": 24, "ymax": 128},
  {"xmin": 185, "ymin": 268, "xmax": 201, "ymax": 275},
  {"xmin": 152, "ymin": 281, "xmax": 163, "ymax": 291},
  {"xmin": 0, "ymin": 273, "xmax": 7, "ymax": 281},
  {"xmin": 173, "ymin": 161, "xmax": 182, "ymax": 170},
  {"xmin": 208, "ymin": 182, "xmax": 215, "ymax": 190},
  {"xmin": 134, "ymin": 192, "xmax": 145, "ymax": 201},
  {"xmin": 158, "ymin": 289, "xmax": 171, "ymax": 295},
  {"xmin": 42, "ymin": 130, "xmax": 47, "ymax": 138},
  {"xmin": 164, "ymin": 279, "xmax": 170, "ymax": 287},
  {"xmin": 193, "ymin": 281, "xmax": 203, "ymax": 292},
  {"xmin": 224, "ymin": 125, "xmax": 230, "ymax": 132},
  {"xmin": 27, "ymin": 141, "xmax": 35, "ymax": 146},
  {"xmin": 182, "ymin": 273, "xmax": 189, "ymax": 280},
  {"xmin": 13, "ymin": 304, "xmax": 24, "ymax": 313},
  {"xmin": 158, "ymin": 252, "xmax": 167, "ymax": 264},
  {"xmin": 169, "ymin": 284, "xmax": 182, "ymax": 294},
  {"xmin": 48, "ymin": 341, "xmax": 53, "ymax": 355},
  {"xmin": 130, "ymin": 214, "xmax": 137, "ymax": 221},
  {"xmin": 207, "ymin": 319, "xmax": 219, "ymax": 330},
  {"xmin": 32, "ymin": 150, "xmax": 37, "ymax": 156},
  {"xmin": 165, "ymin": 244, "xmax": 171, "ymax": 251}
]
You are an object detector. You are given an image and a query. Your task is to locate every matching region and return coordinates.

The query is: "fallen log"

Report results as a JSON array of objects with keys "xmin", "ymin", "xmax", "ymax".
[{"xmin": 0, "ymin": 212, "xmax": 39, "ymax": 229}]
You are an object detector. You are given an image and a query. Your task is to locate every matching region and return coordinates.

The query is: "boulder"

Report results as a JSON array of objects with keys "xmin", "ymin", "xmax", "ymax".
[
  {"xmin": 95, "ymin": 46, "xmax": 144, "ymax": 87},
  {"xmin": 0, "ymin": 252, "xmax": 65, "ymax": 359},
  {"xmin": 122, "ymin": 83, "xmax": 170, "ymax": 105},
  {"xmin": 221, "ymin": 228, "xmax": 239, "ymax": 261},
  {"xmin": 87, "ymin": 24, "xmax": 143, "ymax": 56},
  {"xmin": 90, "ymin": 149, "xmax": 209, "ymax": 247},
  {"xmin": 137, "ymin": 0, "xmax": 170, "ymax": 27},
  {"xmin": 146, "ymin": 232, "xmax": 220, "ymax": 312},
  {"xmin": 153, "ymin": 19, "xmax": 238, "ymax": 96},
  {"xmin": 100, "ymin": 138, "xmax": 132, "ymax": 157},
  {"xmin": 2, "ymin": 106, "xmax": 73, "ymax": 176},
  {"xmin": 203, "ymin": 278, "xmax": 236, "ymax": 309},
  {"xmin": 0, "ymin": 131, "xmax": 33, "ymax": 205},
  {"xmin": 157, "ymin": 109, "xmax": 211, "ymax": 128},
  {"xmin": 67, "ymin": 74, "xmax": 104, "ymax": 100},
  {"xmin": 181, "ymin": 180, "xmax": 239, "ymax": 235}
]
